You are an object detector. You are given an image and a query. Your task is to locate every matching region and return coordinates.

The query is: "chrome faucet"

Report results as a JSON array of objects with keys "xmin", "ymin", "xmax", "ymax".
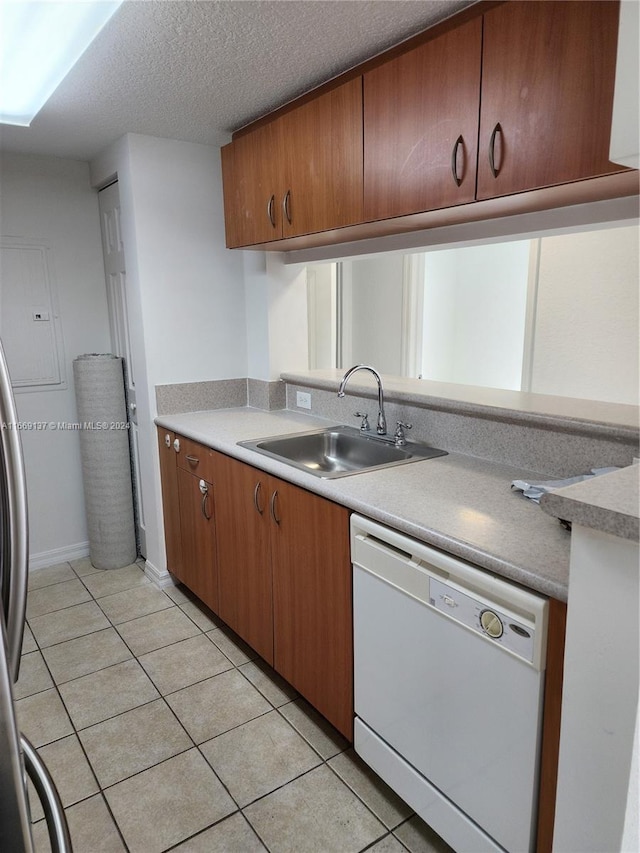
[{"xmin": 338, "ymin": 365, "xmax": 387, "ymax": 435}]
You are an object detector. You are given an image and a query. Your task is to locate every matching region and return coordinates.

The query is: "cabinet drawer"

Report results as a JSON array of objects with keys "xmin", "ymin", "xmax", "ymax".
[{"xmin": 175, "ymin": 435, "xmax": 215, "ymax": 482}]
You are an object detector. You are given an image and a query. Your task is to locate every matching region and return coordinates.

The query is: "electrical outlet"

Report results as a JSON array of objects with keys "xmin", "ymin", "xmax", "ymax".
[{"xmin": 296, "ymin": 391, "xmax": 311, "ymax": 409}]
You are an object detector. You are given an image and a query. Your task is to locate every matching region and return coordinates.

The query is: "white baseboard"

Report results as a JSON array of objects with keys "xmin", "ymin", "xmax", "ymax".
[
  {"xmin": 29, "ymin": 542, "xmax": 90, "ymax": 571},
  {"xmin": 144, "ymin": 559, "xmax": 175, "ymax": 589}
]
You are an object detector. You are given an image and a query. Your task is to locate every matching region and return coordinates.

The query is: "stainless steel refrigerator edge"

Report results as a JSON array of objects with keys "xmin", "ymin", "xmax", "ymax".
[{"xmin": 0, "ymin": 337, "xmax": 71, "ymax": 852}]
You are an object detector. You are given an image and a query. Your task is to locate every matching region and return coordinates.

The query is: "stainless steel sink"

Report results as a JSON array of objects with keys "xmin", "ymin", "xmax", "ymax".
[{"xmin": 238, "ymin": 426, "xmax": 447, "ymax": 479}]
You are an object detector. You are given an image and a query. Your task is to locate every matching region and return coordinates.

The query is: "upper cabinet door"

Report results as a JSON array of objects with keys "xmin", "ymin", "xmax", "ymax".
[
  {"xmin": 280, "ymin": 77, "xmax": 363, "ymax": 238},
  {"xmin": 363, "ymin": 18, "xmax": 482, "ymax": 221},
  {"xmin": 477, "ymin": 1, "xmax": 625, "ymax": 200},
  {"xmin": 221, "ymin": 120, "xmax": 283, "ymax": 248}
]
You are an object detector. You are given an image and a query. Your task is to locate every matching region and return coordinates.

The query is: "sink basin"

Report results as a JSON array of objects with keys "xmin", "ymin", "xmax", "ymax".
[{"xmin": 238, "ymin": 426, "xmax": 447, "ymax": 479}]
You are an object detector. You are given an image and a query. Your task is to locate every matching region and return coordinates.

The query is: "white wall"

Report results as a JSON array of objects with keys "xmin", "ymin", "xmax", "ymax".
[
  {"xmin": 553, "ymin": 524, "xmax": 639, "ymax": 851},
  {"xmin": 244, "ymin": 252, "xmax": 271, "ymax": 380},
  {"xmin": 307, "ymin": 262, "xmax": 336, "ymax": 370},
  {"xmin": 91, "ymin": 134, "xmax": 247, "ymax": 580},
  {"xmin": 244, "ymin": 252, "xmax": 308, "ymax": 380},
  {"xmin": 0, "ymin": 153, "xmax": 111, "ymax": 567},
  {"xmin": 531, "ymin": 225, "xmax": 639, "ymax": 405}
]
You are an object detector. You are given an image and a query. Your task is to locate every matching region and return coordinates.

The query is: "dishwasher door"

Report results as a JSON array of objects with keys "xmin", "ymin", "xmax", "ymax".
[{"xmin": 351, "ymin": 515, "xmax": 548, "ymax": 853}]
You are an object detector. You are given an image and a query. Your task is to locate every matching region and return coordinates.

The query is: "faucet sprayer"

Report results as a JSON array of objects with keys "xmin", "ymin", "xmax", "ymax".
[{"xmin": 338, "ymin": 365, "xmax": 387, "ymax": 435}]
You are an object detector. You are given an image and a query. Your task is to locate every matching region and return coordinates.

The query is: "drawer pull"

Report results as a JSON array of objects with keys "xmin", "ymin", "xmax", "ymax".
[
  {"xmin": 283, "ymin": 189, "xmax": 292, "ymax": 225},
  {"xmin": 186, "ymin": 454, "xmax": 199, "ymax": 467},
  {"xmin": 267, "ymin": 194, "xmax": 276, "ymax": 228},
  {"xmin": 253, "ymin": 481, "xmax": 264, "ymax": 515},
  {"xmin": 199, "ymin": 480, "xmax": 212, "ymax": 520},
  {"xmin": 270, "ymin": 490, "xmax": 281, "ymax": 525},
  {"xmin": 488, "ymin": 122, "xmax": 502, "ymax": 178},
  {"xmin": 451, "ymin": 134, "xmax": 464, "ymax": 187}
]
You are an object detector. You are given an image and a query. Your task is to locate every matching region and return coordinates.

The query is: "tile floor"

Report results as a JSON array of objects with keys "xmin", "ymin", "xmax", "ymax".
[{"xmin": 16, "ymin": 557, "xmax": 453, "ymax": 853}]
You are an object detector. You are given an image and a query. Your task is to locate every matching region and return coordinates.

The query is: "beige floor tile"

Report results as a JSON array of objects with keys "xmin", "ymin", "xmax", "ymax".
[
  {"xmin": 69, "ymin": 556, "xmax": 102, "ymax": 578},
  {"xmin": 42, "ymin": 628, "xmax": 132, "ymax": 684},
  {"xmin": 32, "ymin": 793, "xmax": 126, "ymax": 853},
  {"xmin": 206, "ymin": 625, "xmax": 258, "ymax": 665},
  {"xmin": 28, "ymin": 734, "xmax": 99, "ymax": 821},
  {"xmin": 80, "ymin": 564, "xmax": 149, "ymax": 599},
  {"xmin": 164, "ymin": 583, "xmax": 192, "ymax": 605},
  {"xmin": 280, "ymin": 697, "xmax": 350, "ymax": 759},
  {"xmin": 329, "ymin": 749, "xmax": 413, "ymax": 829},
  {"xmin": 201, "ymin": 710, "xmax": 321, "ymax": 807},
  {"xmin": 166, "ymin": 669, "xmax": 270, "ymax": 743},
  {"xmin": 369, "ymin": 835, "xmax": 410, "ymax": 853},
  {"xmin": 14, "ymin": 651, "xmax": 54, "ymax": 700},
  {"xmin": 172, "ymin": 812, "xmax": 266, "ymax": 852},
  {"xmin": 239, "ymin": 659, "xmax": 298, "ymax": 707},
  {"xmin": 79, "ymin": 698, "xmax": 192, "ymax": 788},
  {"xmin": 180, "ymin": 599, "xmax": 223, "ymax": 631},
  {"xmin": 28, "ymin": 562, "xmax": 75, "ymax": 590},
  {"xmin": 97, "ymin": 584, "xmax": 173, "ymax": 625},
  {"xmin": 244, "ymin": 764, "xmax": 386, "ymax": 853},
  {"xmin": 22, "ymin": 623, "xmax": 37, "ymax": 654},
  {"xmin": 138, "ymin": 633, "xmax": 232, "ymax": 695},
  {"xmin": 105, "ymin": 749, "xmax": 236, "ymax": 853},
  {"xmin": 28, "ymin": 601, "xmax": 110, "ymax": 648},
  {"xmin": 26, "ymin": 579, "xmax": 92, "ymax": 619},
  {"xmin": 58, "ymin": 659, "xmax": 159, "ymax": 729},
  {"xmin": 16, "ymin": 688, "xmax": 73, "ymax": 747},
  {"xmin": 116, "ymin": 606, "xmax": 200, "ymax": 656},
  {"xmin": 393, "ymin": 815, "xmax": 454, "ymax": 853}
]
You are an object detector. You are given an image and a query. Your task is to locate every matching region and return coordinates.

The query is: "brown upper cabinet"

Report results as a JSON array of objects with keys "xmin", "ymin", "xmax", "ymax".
[
  {"xmin": 364, "ymin": 17, "xmax": 483, "ymax": 220},
  {"xmin": 476, "ymin": 1, "xmax": 625, "ymax": 199},
  {"xmin": 221, "ymin": 0, "xmax": 633, "ymax": 250},
  {"xmin": 222, "ymin": 77, "xmax": 363, "ymax": 247}
]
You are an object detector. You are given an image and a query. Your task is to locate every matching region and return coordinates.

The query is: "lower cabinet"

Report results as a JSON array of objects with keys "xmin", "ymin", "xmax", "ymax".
[
  {"xmin": 176, "ymin": 466, "xmax": 219, "ymax": 614},
  {"xmin": 269, "ymin": 476, "xmax": 352, "ymax": 739},
  {"xmin": 212, "ymin": 452, "xmax": 274, "ymax": 665},
  {"xmin": 157, "ymin": 432, "xmax": 354, "ymax": 740},
  {"xmin": 213, "ymin": 450, "xmax": 353, "ymax": 739},
  {"xmin": 157, "ymin": 428, "xmax": 219, "ymax": 614},
  {"xmin": 157, "ymin": 429, "xmax": 183, "ymax": 577}
]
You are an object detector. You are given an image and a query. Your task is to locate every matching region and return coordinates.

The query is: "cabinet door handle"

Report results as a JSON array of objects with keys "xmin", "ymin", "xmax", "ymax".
[
  {"xmin": 267, "ymin": 194, "xmax": 276, "ymax": 228},
  {"xmin": 186, "ymin": 454, "xmax": 199, "ymax": 467},
  {"xmin": 451, "ymin": 134, "xmax": 464, "ymax": 187},
  {"xmin": 199, "ymin": 479, "xmax": 212, "ymax": 520},
  {"xmin": 282, "ymin": 190, "xmax": 292, "ymax": 225},
  {"xmin": 164, "ymin": 433, "xmax": 171, "ymax": 448},
  {"xmin": 173, "ymin": 438, "xmax": 180, "ymax": 453},
  {"xmin": 488, "ymin": 122, "xmax": 502, "ymax": 178},
  {"xmin": 253, "ymin": 481, "xmax": 264, "ymax": 515},
  {"xmin": 270, "ymin": 489, "xmax": 281, "ymax": 525}
]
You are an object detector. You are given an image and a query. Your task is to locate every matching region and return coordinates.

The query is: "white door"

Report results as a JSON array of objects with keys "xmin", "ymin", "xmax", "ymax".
[{"xmin": 98, "ymin": 181, "xmax": 146, "ymax": 557}]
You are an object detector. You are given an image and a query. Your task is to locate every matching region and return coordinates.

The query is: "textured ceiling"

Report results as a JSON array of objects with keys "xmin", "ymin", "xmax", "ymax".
[{"xmin": 0, "ymin": 0, "xmax": 475, "ymax": 162}]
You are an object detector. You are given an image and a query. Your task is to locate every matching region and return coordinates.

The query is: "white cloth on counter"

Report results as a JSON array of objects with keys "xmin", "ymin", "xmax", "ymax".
[{"xmin": 511, "ymin": 467, "xmax": 620, "ymax": 504}]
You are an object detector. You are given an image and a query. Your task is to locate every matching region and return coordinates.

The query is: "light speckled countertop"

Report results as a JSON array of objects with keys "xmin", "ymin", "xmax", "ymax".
[
  {"xmin": 541, "ymin": 464, "xmax": 639, "ymax": 542},
  {"xmin": 156, "ymin": 408, "xmax": 574, "ymax": 601}
]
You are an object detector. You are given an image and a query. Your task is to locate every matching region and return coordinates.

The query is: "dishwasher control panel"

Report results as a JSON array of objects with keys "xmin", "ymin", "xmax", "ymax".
[{"xmin": 430, "ymin": 577, "xmax": 536, "ymax": 663}]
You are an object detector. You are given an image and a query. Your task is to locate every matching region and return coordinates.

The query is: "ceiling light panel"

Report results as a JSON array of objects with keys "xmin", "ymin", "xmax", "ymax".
[{"xmin": 0, "ymin": 0, "xmax": 123, "ymax": 126}]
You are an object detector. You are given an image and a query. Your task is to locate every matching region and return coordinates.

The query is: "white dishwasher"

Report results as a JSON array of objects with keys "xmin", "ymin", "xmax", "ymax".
[{"xmin": 351, "ymin": 514, "xmax": 548, "ymax": 853}]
